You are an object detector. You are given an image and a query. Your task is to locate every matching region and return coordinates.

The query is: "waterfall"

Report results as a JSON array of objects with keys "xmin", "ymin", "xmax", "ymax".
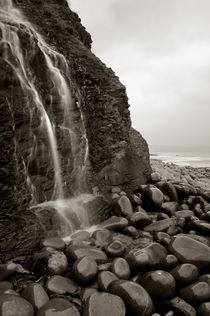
[{"xmin": 0, "ymin": 0, "xmax": 93, "ymax": 236}]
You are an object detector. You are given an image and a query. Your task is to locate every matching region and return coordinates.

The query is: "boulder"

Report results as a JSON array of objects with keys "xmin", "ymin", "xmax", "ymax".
[
  {"xmin": 0, "ymin": 294, "xmax": 34, "ymax": 316},
  {"xmin": 178, "ymin": 281, "xmax": 210, "ymax": 303},
  {"xmin": 143, "ymin": 186, "xmax": 164, "ymax": 211},
  {"xmin": 113, "ymin": 196, "xmax": 133, "ymax": 218},
  {"xmin": 72, "ymin": 256, "xmax": 98, "ymax": 284},
  {"xmin": 170, "ymin": 264, "xmax": 199, "ymax": 285},
  {"xmin": 111, "ymin": 258, "xmax": 130, "ymax": 280},
  {"xmin": 45, "ymin": 275, "xmax": 79, "ymax": 295}
]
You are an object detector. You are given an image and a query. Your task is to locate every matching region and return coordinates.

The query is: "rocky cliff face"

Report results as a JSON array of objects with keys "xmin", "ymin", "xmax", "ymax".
[{"xmin": 0, "ymin": 0, "xmax": 151, "ymax": 260}]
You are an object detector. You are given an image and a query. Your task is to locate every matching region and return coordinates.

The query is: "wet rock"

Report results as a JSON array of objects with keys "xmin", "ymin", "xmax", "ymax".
[
  {"xmin": 162, "ymin": 254, "xmax": 178, "ymax": 269},
  {"xmin": 66, "ymin": 245, "xmax": 108, "ymax": 263},
  {"xmin": 150, "ymin": 172, "xmax": 161, "ymax": 183},
  {"xmin": 0, "ymin": 281, "xmax": 13, "ymax": 292},
  {"xmin": 165, "ymin": 296, "xmax": 196, "ymax": 316},
  {"xmin": 170, "ymin": 264, "xmax": 199, "ymax": 285},
  {"xmin": 113, "ymin": 195, "xmax": 133, "ymax": 218},
  {"xmin": 198, "ymin": 302, "xmax": 210, "ymax": 316},
  {"xmin": 160, "ymin": 202, "xmax": 179, "ymax": 216},
  {"xmin": 72, "ymin": 256, "xmax": 98, "ymax": 284},
  {"xmin": 22, "ymin": 283, "xmax": 49, "ymax": 311},
  {"xmin": 110, "ymin": 280, "xmax": 155, "ymax": 316},
  {"xmin": 125, "ymin": 242, "xmax": 167, "ymax": 271},
  {"xmin": 84, "ymin": 292, "xmax": 126, "ymax": 316},
  {"xmin": 111, "ymin": 258, "xmax": 130, "ymax": 280},
  {"xmin": 122, "ymin": 226, "xmax": 139, "ymax": 237},
  {"xmin": 104, "ymin": 240, "xmax": 125, "ymax": 257},
  {"xmin": 178, "ymin": 281, "xmax": 210, "ymax": 303},
  {"xmin": 99, "ymin": 216, "xmax": 128, "ymax": 231},
  {"xmin": 41, "ymin": 237, "xmax": 65, "ymax": 250},
  {"xmin": 0, "ymin": 263, "xmax": 17, "ymax": 281},
  {"xmin": 143, "ymin": 186, "xmax": 164, "ymax": 211},
  {"xmin": 91, "ymin": 229, "xmax": 112, "ymax": 247},
  {"xmin": 0, "ymin": 294, "xmax": 34, "ymax": 316},
  {"xmin": 157, "ymin": 182, "xmax": 178, "ymax": 201},
  {"xmin": 45, "ymin": 275, "xmax": 79, "ymax": 295},
  {"xmin": 138, "ymin": 270, "xmax": 176, "ymax": 299},
  {"xmin": 37, "ymin": 298, "xmax": 80, "ymax": 316},
  {"xmin": 168, "ymin": 235, "xmax": 210, "ymax": 271},
  {"xmin": 71, "ymin": 231, "xmax": 90, "ymax": 242},
  {"xmin": 97, "ymin": 271, "xmax": 119, "ymax": 292},
  {"xmin": 129, "ymin": 211, "xmax": 152, "ymax": 228}
]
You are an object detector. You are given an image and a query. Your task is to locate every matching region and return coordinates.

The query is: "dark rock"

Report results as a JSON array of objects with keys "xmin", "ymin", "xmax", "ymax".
[
  {"xmin": 162, "ymin": 254, "xmax": 178, "ymax": 269},
  {"xmin": 0, "ymin": 263, "xmax": 17, "ymax": 281},
  {"xmin": 111, "ymin": 258, "xmax": 130, "ymax": 280},
  {"xmin": 143, "ymin": 186, "xmax": 164, "ymax": 211},
  {"xmin": 157, "ymin": 182, "xmax": 178, "ymax": 201},
  {"xmin": 113, "ymin": 196, "xmax": 133, "ymax": 218},
  {"xmin": 22, "ymin": 283, "xmax": 49, "ymax": 311},
  {"xmin": 0, "ymin": 294, "xmax": 34, "ymax": 316},
  {"xmin": 198, "ymin": 302, "xmax": 210, "ymax": 316},
  {"xmin": 168, "ymin": 236, "xmax": 210, "ymax": 271},
  {"xmin": 198, "ymin": 274, "xmax": 210, "ymax": 287},
  {"xmin": 36, "ymin": 298, "xmax": 80, "ymax": 316},
  {"xmin": 138, "ymin": 270, "xmax": 176, "ymax": 299},
  {"xmin": 129, "ymin": 211, "xmax": 152, "ymax": 228},
  {"xmin": 72, "ymin": 256, "xmax": 98, "ymax": 284},
  {"xmin": 97, "ymin": 271, "xmax": 119, "ymax": 292},
  {"xmin": 178, "ymin": 281, "xmax": 210, "ymax": 303},
  {"xmin": 45, "ymin": 275, "xmax": 79, "ymax": 295},
  {"xmin": 122, "ymin": 226, "xmax": 139, "ymax": 237},
  {"xmin": 66, "ymin": 245, "xmax": 108, "ymax": 263},
  {"xmin": 104, "ymin": 240, "xmax": 125, "ymax": 257},
  {"xmin": 170, "ymin": 264, "xmax": 199, "ymax": 285},
  {"xmin": 0, "ymin": 281, "xmax": 13, "ymax": 292},
  {"xmin": 165, "ymin": 296, "xmax": 196, "ymax": 316},
  {"xmin": 110, "ymin": 280, "xmax": 155, "ymax": 316},
  {"xmin": 99, "ymin": 216, "xmax": 128, "ymax": 231},
  {"xmin": 84, "ymin": 292, "xmax": 126, "ymax": 316}
]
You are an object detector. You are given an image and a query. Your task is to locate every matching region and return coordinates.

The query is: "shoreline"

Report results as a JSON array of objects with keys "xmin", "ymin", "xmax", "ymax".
[{"xmin": 151, "ymin": 158, "xmax": 210, "ymax": 191}]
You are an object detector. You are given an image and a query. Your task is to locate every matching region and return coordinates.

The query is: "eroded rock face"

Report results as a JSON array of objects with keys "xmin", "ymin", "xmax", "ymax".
[{"xmin": 0, "ymin": 0, "xmax": 151, "ymax": 260}]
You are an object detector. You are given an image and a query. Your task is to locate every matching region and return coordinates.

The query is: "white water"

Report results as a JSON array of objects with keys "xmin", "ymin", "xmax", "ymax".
[{"xmin": 0, "ymin": 0, "xmax": 93, "ymax": 235}]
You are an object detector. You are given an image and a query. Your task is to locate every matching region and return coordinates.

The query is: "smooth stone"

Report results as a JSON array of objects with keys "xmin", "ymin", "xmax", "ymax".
[
  {"xmin": 104, "ymin": 240, "xmax": 125, "ymax": 257},
  {"xmin": 129, "ymin": 211, "xmax": 152, "ymax": 228},
  {"xmin": 45, "ymin": 275, "xmax": 79, "ymax": 295},
  {"xmin": 0, "ymin": 294, "xmax": 34, "ymax": 316},
  {"xmin": 97, "ymin": 271, "xmax": 119, "ymax": 292},
  {"xmin": 122, "ymin": 226, "xmax": 138, "ymax": 237},
  {"xmin": 178, "ymin": 281, "xmax": 210, "ymax": 303},
  {"xmin": 198, "ymin": 274, "xmax": 210, "ymax": 287},
  {"xmin": 111, "ymin": 187, "xmax": 121, "ymax": 193},
  {"xmin": 71, "ymin": 231, "xmax": 90, "ymax": 242},
  {"xmin": 175, "ymin": 210, "xmax": 194, "ymax": 218},
  {"xmin": 0, "ymin": 263, "xmax": 17, "ymax": 281},
  {"xmin": 111, "ymin": 193, "xmax": 120, "ymax": 200},
  {"xmin": 188, "ymin": 218, "xmax": 210, "ymax": 235},
  {"xmin": 170, "ymin": 264, "xmax": 199, "ymax": 285},
  {"xmin": 180, "ymin": 203, "xmax": 190, "ymax": 210},
  {"xmin": 125, "ymin": 242, "xmax": 167, "ymax": 271},
  {"xmin": 155, "ymin": 232, "xmax": 171, "ymax": 247},
  {"xmin": 165, "ymin": 296, "xmax": 196, "ymax": 316},
  {"xmin": 37, "ymin": 298, "xmax": 80, "ymax": 316},
  {"xmin": 99, "ymin": 216, "xmax": 128, "ymax": 231},
  {"xmin": 41, "ymin": 237, "xmax": 65, "ymax": 250},
  {"xmin": 198, "ymin": 302, "xmax": 210, "ymax": 316},
  {"xmin": 176, "ymin": 233, "xmax": 210, "ymax": 246},
  {"xmin": 157, "ymin": 182, "xmax": 178, "ymax": 202},
  {"xmin": 110, "ymin": 280, "xmax": 155, "ymax": 316},
  {"xmin": 111, "ymin": 258, "xmax": 130, "ymax": 280},
  {"xmin": 144, "ymin": 218, "xmax": 177, "ymax": 233},
  {"xmin": 72, "ymin": 256, "xmax": 98, "ymax": 284},
  {"xmin": 162, "ymin": 254, "xmax": 178, "ymax": 269},
  {"xmin": 84, "ymin": 292, "xmax": 126, "ymax": 316},
  {"xmin": 138, "ymin": 270, "xmax": 176, "ymax": 299},
  {"xmin": 157, "ymin": 212, "xmax": 170, "ymax": 220},
  {"xmin": 168, "ymin": 236, "xmax": 210, "ymax": 271},
  {"xmin": 114, "ymin": 195, "xmax": 133, "ymax": 218},
  {"xmin": 98, "ymin": 262, "xmax": 112, "ymax": 272},
  {"xmin": 143, "ymin": 186, "xmax": 164, "ymax": 211},
  {"xmin": 66, "ymin": 245, "xmax": 108, "ymax": 263},
  {"xmin": 129, "ymin": 193, "xmax": 143, "ymax": 206},
  {"xmin": 0, "ymin": 281, "xmax": 13, "ymax": 292},
  {"xmin": 150, "ymin": 172, "xmax": 161, "ymax": 183},
  {"xmin": 160, "ymin": 202, "xmax": 179, "ymax": 216},
  {"xmin": 80, "ymin": 288, "xmax": 98, "ymax": 302},
  {"xmin": 91, "ymin": 229, "xmax": 112, "ymax": 247},
  {"xmin": 22, "ymin": 283, "xmax": 49, "ymax": 311}
]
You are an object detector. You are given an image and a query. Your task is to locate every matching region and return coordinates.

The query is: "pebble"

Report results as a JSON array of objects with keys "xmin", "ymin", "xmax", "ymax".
[
  {"xmin": 22, "ymin": 283, "xmax": 49, "ymax": 310},
  {"xmin": 111, "ymin": 258, "xmax": 130, "ymax": 280},
  {"xmin": 168, "ymin": 235, "xmax": 210, "ymax": 271},
  {"xmin": 0, "ymin": 294, "xmax": 34, "ymax": 316},
  {"xmin": 170, "ymin": 263, "xmax": 199, "ymax": 285},
  {"xmin": 174, "ymin": 210, "xmax": 194, "ymax": 218},
  {"xmin": 84, "ymin": 292, "xmax": 126, "ymax": 316},
  {"xmin": 137, "ymin": 270, "xmax": 176, "ymax": 299},
  {"xmin": 104, "ymin": 240, "xmax": 125, "ymax": 257},
  {"xmin": 99, "ymin": 216, "xmax": 128, "ymax": 231},
  {"xmin": 66, "ymin": 245, "xmax": 108, "ymax": 263},
  {"xmin": 162, "ymin": 254, "xmax": 178, "ymax": 269},
  {"xmin": 110, "ymin": 280, "xmax": 155, "ymax": 316},
  {"xmin": 97, "ymin": 271, "xmax": 119, "ymax": 292},
  {"xmin": 72, "ymin": 256, "xmax": 98, "ymax": 284},
  {"xmin": 41, "ymin": 237, "xmax": 65, "ymax": 250},
  {"xmin": 36, "ymin": 298, "xmax": 80, "ymax": 316},
  {"xmin": 45, "ymin": 275, "xmax": 79, "ymax": 295},
  {"xmin": 113, "ymin": 195, "xmax": 133, "ymax": 217},
  {"xmin": 165, "ymin": 296, "xmax": 196, "ymax": 316},
  {"xmin": 178, "ymin": 281, "xmax": 210, "ymax": 303}
]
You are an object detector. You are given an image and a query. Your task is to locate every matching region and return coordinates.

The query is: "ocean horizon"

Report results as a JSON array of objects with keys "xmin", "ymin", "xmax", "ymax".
[{"xmin": 149, "ymin": 145, "xmax": 210, "ymax": 168}]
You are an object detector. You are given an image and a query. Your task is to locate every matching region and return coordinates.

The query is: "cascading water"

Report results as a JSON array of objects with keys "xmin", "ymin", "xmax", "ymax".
[{"xmin": 0, "ymin": 0, "xmax": 94, "ymax": 237}]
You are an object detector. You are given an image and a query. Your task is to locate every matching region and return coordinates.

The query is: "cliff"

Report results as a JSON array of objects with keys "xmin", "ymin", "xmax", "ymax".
[{"xmin": 0, "ymin": 0, "xmax": 151, "ymax": 260}]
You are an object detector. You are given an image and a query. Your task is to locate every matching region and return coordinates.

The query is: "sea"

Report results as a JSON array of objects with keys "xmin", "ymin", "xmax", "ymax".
[{"xmin": 149, "ymin": 145, "xmax": 210, "ymax": 168}]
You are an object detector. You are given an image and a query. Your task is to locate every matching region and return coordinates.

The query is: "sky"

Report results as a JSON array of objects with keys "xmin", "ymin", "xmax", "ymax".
[{"xmin": 69, "ymin": 0, "xmax": 210, "ymax": 148}]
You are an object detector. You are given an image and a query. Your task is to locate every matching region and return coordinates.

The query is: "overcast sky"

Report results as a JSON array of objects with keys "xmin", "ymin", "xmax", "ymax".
[{"xmin": 69, "ymin": 0, "xmax": 210, "ymax": 148}]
